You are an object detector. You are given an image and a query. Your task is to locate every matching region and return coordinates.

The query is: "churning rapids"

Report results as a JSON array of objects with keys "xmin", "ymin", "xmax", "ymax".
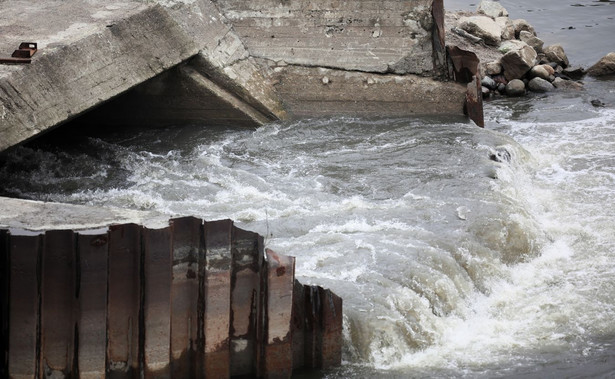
[{"xmin": 1, "ymin": 1, "xmax": 615, "ymax": 377}]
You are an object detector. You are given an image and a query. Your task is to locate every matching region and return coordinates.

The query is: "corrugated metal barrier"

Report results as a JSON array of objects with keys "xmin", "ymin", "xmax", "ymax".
[{"xmin": 0, "ymin": 217, "xmax": 342, "ymax": 378}]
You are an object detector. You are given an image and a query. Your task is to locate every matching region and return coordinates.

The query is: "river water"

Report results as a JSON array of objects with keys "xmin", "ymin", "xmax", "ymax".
[{"xmin": 1, "ymin": 1, "xmax": 614, "ymax": 377}]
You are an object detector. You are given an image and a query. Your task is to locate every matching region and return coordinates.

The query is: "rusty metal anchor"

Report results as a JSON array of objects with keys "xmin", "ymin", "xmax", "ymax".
[{"xmin": 0, "ymin": 42, "xmax": 37, "ymax": 64}]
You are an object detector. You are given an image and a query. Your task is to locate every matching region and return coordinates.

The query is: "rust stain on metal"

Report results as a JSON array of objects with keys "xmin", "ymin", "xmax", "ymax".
[
  {"xmin": 447, "ymin": 45, "xmax": 484, "ymax": 127},
  {"xmin": 1, "ymin": 42, "xmax": 37, "ymax": 64}
]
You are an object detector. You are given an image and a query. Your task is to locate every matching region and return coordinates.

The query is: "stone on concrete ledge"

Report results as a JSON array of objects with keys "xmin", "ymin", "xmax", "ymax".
[
  {"xmin": 512, "ymin": 19, "xmax": 536, "ymax": 38},
  {"xmin": 587, "ymin": 52, "xmax": 615, "ymax": 77},
  {"xmin": 459, "ymin": 15, "xmax": 502, "ymax": 46},
  {"xmin": 485, "ymin": 61, "xmax": 503, "ymax": 75},
  {"xmin": 519, "ymin": 30, "xmax": 544, "ymax": 53},
  {"xmin": 495, "ymin": 17, "xmax": 515, "ymax": 40},
  {"xmin": 477, "ymin": 0, "xmax": 509, "ymax": 18},
  {"xmin": 500, "ymin": 45, "xmax": 537, "ymax": 80}
]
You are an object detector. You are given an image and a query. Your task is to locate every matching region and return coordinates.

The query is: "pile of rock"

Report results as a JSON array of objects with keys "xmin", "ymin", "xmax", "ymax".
[{"xmin": 454, "ymin": 0, "xmax": 586, "ymax": 98}]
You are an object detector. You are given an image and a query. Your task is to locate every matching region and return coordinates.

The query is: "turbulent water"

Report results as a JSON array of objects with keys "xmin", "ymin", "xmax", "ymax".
[{"xmin": 1, "ymin": 0, "xmax": 615, "ymax": 377}]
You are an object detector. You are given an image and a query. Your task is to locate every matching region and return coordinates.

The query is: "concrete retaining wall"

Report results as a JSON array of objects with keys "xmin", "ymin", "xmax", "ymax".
[{"xmin": 0, "ymin": 217, "xmax": 342, "ymax": 378}]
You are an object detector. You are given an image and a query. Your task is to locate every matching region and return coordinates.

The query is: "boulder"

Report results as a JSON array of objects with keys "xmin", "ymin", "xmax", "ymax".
[
  {"xmin": 485, "ymin": 61, "xmax": 503, "ymax": 75},
  {"xmin": 542, "ymin": 64, "xmax": 555, "ymax": 76},
  {"xmin": 553, "ymin": 77, "xmax": 584, "ymax": 90},
  {"xmin": 505, "ymin": 79, "xmax": 526, "ymax": 96},
  {"xmin": 544, "ymin": 44, "xmax": 569, "ymax": 68},
  {"xmin": 512, "ymin": 19, "xmax": 536, "ymax": 38},
  {"xmin": 528, "ymin": 77, "xmax": 554, "ymax": 92},
  {"xmin": 519, "ymin": 30, "xmax": 544, "ymax": 53},
  {"xmin": 477, "ymin": 0, "xmax": 509, "ymax": 18},
  {"xmin": 482, "ymin": 75, "xmax": 497, "ymax": 90},
  {"xmin": 500, "ymin": 45, "xmax": 538, "ymax": 80},
  {"xmin": 459, "ymin": 15, "xmax": 502, "ymax": 46},
  {"xmin": 529, "ymin": 65, "xmax": 552, "ymax": 81},
  {"xmin": 498, "ymin": 40, "xmax": 528, "ymax": 54},
  {"xmin": 562, "ymin": 66, "xmax": 586, "ymax": 80},
  {"xmin": 495, "ymin": 17, "xmax": 515, "ymax": 40},
  {"xmin": 587, "ymin": 52, "xmax": 615, "ymax": 77}
]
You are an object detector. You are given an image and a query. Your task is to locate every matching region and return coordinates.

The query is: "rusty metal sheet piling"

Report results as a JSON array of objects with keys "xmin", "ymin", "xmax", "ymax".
[
  {"xmin": 1, "ymin": 218, "xmax": 343, "ymax": 378},
  {"xmin": 230, "ymin": 226, "xmax": 263, "ymax": 376},
  {"xmin": 40, "ymin": 230, "xmax": 76, "ymax": 378},
  {"xmin": 77, "ymin": 231, "xmax": 109, "ymax": 379},
  {"xmin": 0, "ymin": 230, "xmax": 8, "ymax": 379},
  {"xmin": 264, "ymin": 249, "xmax": 295, "ymax": 379},
  {"xmin": 107, "ymin": 224, "xmax": 142, "ymax": 378},
  {"xmin": 291, "ymin": 280, "xmax": 306, "ymax": 370},
  {"xmin": 143, "ymin": 227, "xmax": 173, "ymax": 378},
  {"xmin": 8, "ymin": 233, "xmax": 41, "ymax": 379},
  {"xmin": 318, "ymin": 288, "xmax": 343, "ymax": 368},
  {"xmin": 169, "ymin": 217, "xmax": 204, "ymax": 378},
  {"xmin": 203, "ymin": 219, "xmax": 233, "ymax": 378}
]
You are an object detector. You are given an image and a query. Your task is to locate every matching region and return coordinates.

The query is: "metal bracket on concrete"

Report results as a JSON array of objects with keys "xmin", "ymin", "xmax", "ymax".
[{"xmin": 0, "ymin": 42, "xmax": 37, "ymax": 64}]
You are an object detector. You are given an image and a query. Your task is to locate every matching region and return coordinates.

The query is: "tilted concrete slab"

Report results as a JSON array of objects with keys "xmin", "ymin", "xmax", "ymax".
[{"xmin": 0, "ymin": 1, "xmax": 200, "ymax": 152}]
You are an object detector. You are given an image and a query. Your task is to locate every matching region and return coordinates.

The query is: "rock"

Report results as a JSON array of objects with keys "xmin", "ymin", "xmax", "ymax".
[
  {"xmin": 459, "ymin": 15, "xmax": 502, "ymax": 46},
  {"xmin": 485, "ymin": 61, "xmax": 503, "ymax": 75},
  {"xmin": 322, "ymin": 76, "xmax": 330, "ymax": 84},
  {"xmin": 505, "ymin": 79, "xmax": 526, "ymax": 96},
  {"xmin": 587, "ymin": 52, "xmax": 615, "ymax": 77},
  {"xmin": 482, "ymin": 75, "xmax": 497, "ymax": 89},
  {"xmin": 528, "ymin": 77, "xmax": 554, "ymax": 92},
  {"xmin": 542, "ymin": 64, "xmax": 555, "ymax": 76},
  {"xmin": 497, "ymin": 83, "xmax": 506, "ymax": 93},
  {"xmin": 553, "ymin": 77, "xmax": 584, "ymax": 90},
  {"xmin": 562, "ymin": 66, "xmax": 586, "ymax": 80},
  {"xmin": 544, "ymin": 44, "xmax": 569, "ymax": 68},
  {"xmin": 519, "ymin": 30, "xmax": 544, "ymax": 53},
  {"xmin": 477, "ymin": 0, "xmax": 509, "ymax": 18},
  {"xmin": 500, "ymin": 45, "xmax": 537, "ymax": 80},
  {"xmin": 495, "ymin": 17, "xmax": 515, "ymax": 40},
  {"xmin": 512, "ymin": 19, "xmax": 536, "ymax": 38},
  {"xmin": 482, "ymin": 86, "xmax": 492, "ymax": 98},
  {"xmin": 498, "ymin": 40, "xmax": 528, "ymax": 54},
  {"xmin": 529, "ymin": 65, "xmax": 552, "ymax": 81},
  {"xmin": 591, "ymin": 99, "xmax": 606, "ymax": 107}
]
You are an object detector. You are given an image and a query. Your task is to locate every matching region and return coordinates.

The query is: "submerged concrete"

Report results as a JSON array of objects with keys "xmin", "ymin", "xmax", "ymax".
[{"xmin": 0, "ymin": 0, "xmax": 477, "ymax": 153}]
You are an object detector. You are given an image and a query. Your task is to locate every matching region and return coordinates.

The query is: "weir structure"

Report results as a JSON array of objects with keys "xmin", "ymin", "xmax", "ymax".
[
  {"xmin": 0, "ymin": 0, "xmax": 483, "ymax": 153},
  {"xmin": 0, "ymin": 217, "xmax": 343, "ymax": 378}
]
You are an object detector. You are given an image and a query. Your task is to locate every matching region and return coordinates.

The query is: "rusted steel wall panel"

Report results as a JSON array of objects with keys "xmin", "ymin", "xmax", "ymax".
[
  {"xmin": 230, "ymin": 226, "xmax": 262, "ymax": 376},
  {"xmin": 40, "ymin": 230, "xmax": 76, "ymax": 378},
  {"xmin": 169, "ymin": 217, "xmax": 203, "ymax": 378},
  {"xmin": 143, "ymin": 227, "xmax": 173, "ymax": 378},
  {"xmin": 7, "ymin": 234, "xmax": 40, "ymax": 379},
  {"xmin": 0, "ymin": 230, "xmax": 8, "ymax": 378},
  {"xmin": 291, "ymin": 280, "xmax": 305, "ymax": 370},
  {"xmin": 77, "ymin": 232, "xmax": 109, "ymax": 379},
  {"xmin": 107, "ymin": 224, "xmax": 142, "ymax": 378},
  {"xmin": 264, "ymin": 249, "xmax": 295, "ymax": 379},
  {"xmin": 203, "ymin": 219, "xmax": 233, "ymax": 378},
  {"xmin": 304, "ymin": 285, "xmax": 322, "ymax": 369},
  {"xmin": 319, "ymin": 287, "xmax": 343, "ymax": 369}
]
